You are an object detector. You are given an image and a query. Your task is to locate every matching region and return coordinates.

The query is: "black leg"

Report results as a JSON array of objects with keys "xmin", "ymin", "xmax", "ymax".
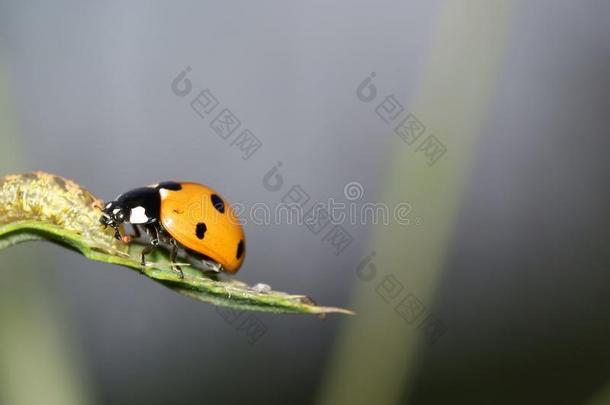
[
  {"xmin": 130, "ymin": 224, "xmax": 143, "ymax": 240},
  {"xmin": 121, "ymin": 224, "xmax": 142, "ymax": 244},
  {"xmin": 169, "ymin": 238, "xmax": 184, "ymax": 279},
  {"xmin": 140, "ymin": 225, "xmax": 160, "ymax": 273},
  {"xmin": 132, "ymin": 225, "xmax": 142, "ymax": 239},
  {"xmin": 111, "ymin": 224, "xmax": 122, "ymax": 241}
]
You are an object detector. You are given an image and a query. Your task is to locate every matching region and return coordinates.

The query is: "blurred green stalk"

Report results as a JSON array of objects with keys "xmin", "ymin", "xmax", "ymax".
[
  {"xmin": 0, "ymin": 59, "xmax": 94, "ymax": 405},
  {"xmin": 316, "ymin": 2, "xmax": 515, "ymax": 404},
  {"xmin": 585, "ymin": 382, "xmax": 610, "ymax": 405}
]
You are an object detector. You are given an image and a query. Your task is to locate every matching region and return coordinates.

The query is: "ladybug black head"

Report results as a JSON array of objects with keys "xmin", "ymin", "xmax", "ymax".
[{"xmin": 99, "ymin": 201, "xmax": 127, "ymax": 240}]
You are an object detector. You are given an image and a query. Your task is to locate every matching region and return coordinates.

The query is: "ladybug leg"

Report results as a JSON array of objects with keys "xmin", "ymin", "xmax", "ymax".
[
  {"xmin": 140, "ymin": 225, "xmax": 160, "ymax": 273},
  {"xmin": 122, "ymin": 224, "xmax": 142, "ymax": 244},
  {"xmin": 169, "ymin": 238, "xmax": 184, "ymax": 279},
  {"xmin": 109, "ymin": 223, "xmax": 122, "ymax": 241}
]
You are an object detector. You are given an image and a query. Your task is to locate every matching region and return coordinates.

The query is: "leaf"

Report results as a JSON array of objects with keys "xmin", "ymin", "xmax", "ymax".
[{"xmin": 0, "ymin": 172, "xmax": 353, "ymax": 316}]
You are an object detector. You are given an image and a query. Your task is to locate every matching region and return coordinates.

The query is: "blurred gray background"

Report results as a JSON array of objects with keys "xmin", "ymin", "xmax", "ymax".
[{"xmin": 0, "ymin": 1, "xmax": 609, "ymax": 405}]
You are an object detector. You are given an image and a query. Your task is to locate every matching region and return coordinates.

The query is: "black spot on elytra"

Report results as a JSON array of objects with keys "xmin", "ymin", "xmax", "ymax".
[
  {"xmin": 236, "ymin": 240, "xmax": 245, "ymax": 260},
  {"xmin": 156, "ymin": 181, "xmax": 182, "ymax": 191},
  {"xmin": 211, "ymin": 194, "xmax": 225, "ymax": 213},
  {"xmin": 195, "ymin": 222, "xmax": 207, "ymax": 239}
]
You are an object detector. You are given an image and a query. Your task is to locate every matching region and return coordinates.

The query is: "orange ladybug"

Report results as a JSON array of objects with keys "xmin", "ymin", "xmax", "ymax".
[{"xmin": 99, "ymin": 181, "xmax": 245, "ymax": 277}]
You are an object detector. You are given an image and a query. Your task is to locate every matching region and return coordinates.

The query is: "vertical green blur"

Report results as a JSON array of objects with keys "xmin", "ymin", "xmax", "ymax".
[
  {"xmin": 0, "ymin": 53, "xmax": 95, "ymax": 405},
  {"xmin": 585, "ymin": 382, "xmax": 610, "ymax": 405},
  {"xmin": 316, "ymin": 2, "xmax": 516, "ymax": 404}
]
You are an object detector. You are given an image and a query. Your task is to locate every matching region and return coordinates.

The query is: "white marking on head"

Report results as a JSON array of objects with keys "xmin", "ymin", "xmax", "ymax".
[
  {"xmin": 113, "ymin": 208, "xmax": 121, "ymax": 214},
  {"xmin": 159, "ymin": 188, "xmax": 170, "ymax": 199},
  {"xmin": 129, "ymin": 206, "xmax": 149, "ymax": 224},
  {"xmin": 105, "ymin": 202, "xmax": 112, "ymax": 209}
]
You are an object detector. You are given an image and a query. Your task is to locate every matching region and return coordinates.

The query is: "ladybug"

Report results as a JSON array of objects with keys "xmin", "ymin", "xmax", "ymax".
[{"xmin": 99, "ymin": 181, "xmax": 245, "ymax": 277}]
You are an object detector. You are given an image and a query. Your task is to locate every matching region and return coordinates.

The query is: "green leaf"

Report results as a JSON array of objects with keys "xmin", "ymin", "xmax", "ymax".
[{"xmin": 0, "ymin": 172, "xmax": 353, "ymax": 316}]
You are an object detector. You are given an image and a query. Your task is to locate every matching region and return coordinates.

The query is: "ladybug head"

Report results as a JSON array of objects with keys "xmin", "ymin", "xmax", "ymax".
[{"xmin": 99, "ymin": 201, "xmax": 127, "ymax": 240}]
